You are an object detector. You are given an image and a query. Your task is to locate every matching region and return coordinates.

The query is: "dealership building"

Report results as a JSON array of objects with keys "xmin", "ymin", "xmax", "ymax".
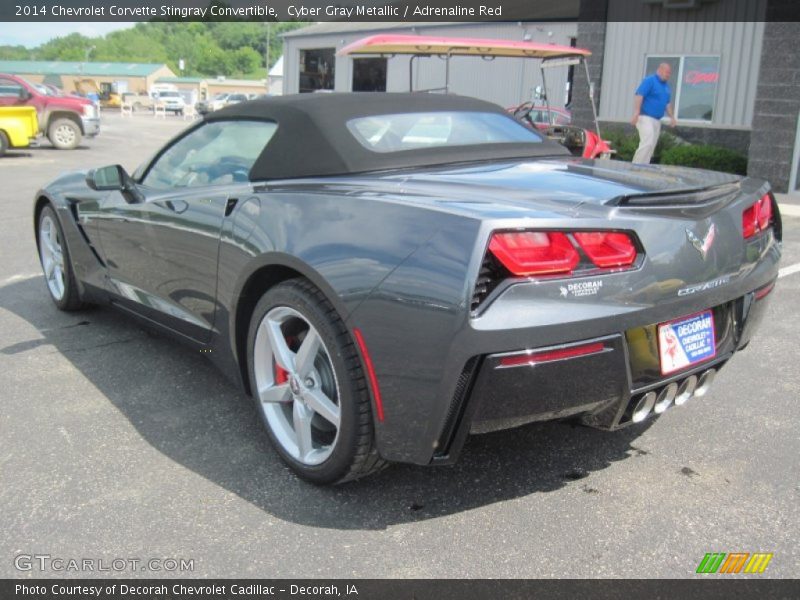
[
  {"xmin": 0, "ymin": 60, "xmax": 175, "ymax": 95},
  {"xmin": 282, "ymin": 0, "xmax": 799, "ymax": 192}
]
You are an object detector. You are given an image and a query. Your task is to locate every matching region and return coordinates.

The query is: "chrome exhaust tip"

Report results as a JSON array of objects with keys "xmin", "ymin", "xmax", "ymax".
[
  {"xmin": 631, "ymin": 391, "xmax": 657, "ymax": 423},
  {"xmin": 694, "ymin": 369, "xmax": 716, "ymax": 398},
  {"xmin": 674, "ymin": 375, "xmax": 698, "ymax": 406},
  {"xmin": 654, "ymin": 382, "xmax": 678, "ymax": 414}
]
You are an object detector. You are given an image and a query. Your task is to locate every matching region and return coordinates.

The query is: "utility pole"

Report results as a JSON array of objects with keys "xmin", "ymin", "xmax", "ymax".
[{"xmin": 266, "ymin": 22, "xmax": 272, "ymax": 74}]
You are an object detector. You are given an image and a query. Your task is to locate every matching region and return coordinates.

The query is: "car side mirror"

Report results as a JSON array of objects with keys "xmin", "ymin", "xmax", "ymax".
[
  {"xmin": 86, "ymin": 165, "xmax": 143, "ymax": 203},
  {"xmin": 18, "ymin": 87, "xmax": 32, "ymax": 101}
]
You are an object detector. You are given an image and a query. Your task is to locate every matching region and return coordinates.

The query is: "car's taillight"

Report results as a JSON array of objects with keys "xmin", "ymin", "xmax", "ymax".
[
  {"xmin": 488, "ymin": 231, "xmax": 579, "ymax": 276},
  {"xmin": 487, "ymin": 230, "xmax": 638, "ymax": 277},
  {"xmin": 743, "ymin": 193, "xmax": 774, "ymax": 239},
  {"xmin": 573, "ymin": 232, "xmax": 637, "ymax": 268},
  {"xmin": 475, "ymin": 229, "xmax": 641, "ymax": 312}
]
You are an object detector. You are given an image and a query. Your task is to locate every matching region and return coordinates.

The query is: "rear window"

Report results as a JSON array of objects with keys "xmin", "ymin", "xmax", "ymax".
[{"xmin": 346, "ymin": 111, "xmax": 543, "ymax": 153}]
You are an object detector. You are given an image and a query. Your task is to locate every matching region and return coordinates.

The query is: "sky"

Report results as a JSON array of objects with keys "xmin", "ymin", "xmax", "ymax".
[{"xmin": 0, "ymin": 22, "xmax": 135, "ymax": 48}]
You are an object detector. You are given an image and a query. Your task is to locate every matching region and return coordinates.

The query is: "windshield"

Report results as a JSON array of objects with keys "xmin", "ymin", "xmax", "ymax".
[
  {"xmin": 159, "ymin": 91, "xmax": 180, "ymax": 98},
  {"xmin": 347, "ymin": 111, "xmax": 543, "ymax": 153}
]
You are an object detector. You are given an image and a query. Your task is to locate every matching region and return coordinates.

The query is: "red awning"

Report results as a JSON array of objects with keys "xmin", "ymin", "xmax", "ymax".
[{"xmin": 338, "ymin": 34, "xmax": 591, "ymax": 59}]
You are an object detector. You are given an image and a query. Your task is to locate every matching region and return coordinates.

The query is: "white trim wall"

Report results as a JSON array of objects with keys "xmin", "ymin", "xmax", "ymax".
[
  {"xmin": 599, "ymin": 20, "xmax": 765, "ymax": 128},
  {"xmin": 282, "ymin": 22, "xmax": 578, "ymax": 109}
]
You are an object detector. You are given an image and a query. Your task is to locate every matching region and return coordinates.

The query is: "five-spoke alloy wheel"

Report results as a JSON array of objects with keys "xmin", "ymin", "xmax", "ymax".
[
  {"xmin": 253, "ymin": 306, "xmax": 341, "ymax": 465},
  {"xmin": 37, "ymin": 205, "xmax": 83, "ymax": 311},
  {"xmin": 247, "ymin": 279, "xmax": 386, "ymax": 484}
]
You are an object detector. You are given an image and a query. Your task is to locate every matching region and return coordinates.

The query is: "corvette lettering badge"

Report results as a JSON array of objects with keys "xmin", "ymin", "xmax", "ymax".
[{"xmin": 686, "ymin": 223, "xmax": 716, "ymax": 260}]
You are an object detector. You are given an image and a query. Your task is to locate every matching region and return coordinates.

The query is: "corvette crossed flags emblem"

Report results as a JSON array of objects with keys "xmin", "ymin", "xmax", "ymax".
[{"xmin": 686, "ymin": 224, "xmax": 716, "ymax": 260}]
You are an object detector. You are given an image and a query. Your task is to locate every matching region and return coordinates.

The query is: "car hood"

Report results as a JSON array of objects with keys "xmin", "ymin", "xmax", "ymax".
[{"xmin": 374, "ymin": 157, "xmax": 743, "ymax": 206}]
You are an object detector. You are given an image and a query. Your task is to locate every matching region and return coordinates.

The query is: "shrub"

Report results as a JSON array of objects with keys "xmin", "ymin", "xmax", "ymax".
[
  {"xmin": 602, "ymin": 128, "xmax": 680, "ymax": 163},
  {"xmin": 660, "ymin": 144, "xmax": 748, "ymax": 175}
]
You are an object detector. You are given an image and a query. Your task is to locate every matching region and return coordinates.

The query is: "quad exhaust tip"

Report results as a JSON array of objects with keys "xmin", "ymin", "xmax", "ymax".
[
  {"xmin": 628, "ymin": 368, "xmax": 717, "ymax": 424},
  {"xmin": 694, "ymin": 368, "xmax": 716, "ymax": 398},
  {"xmin": 654, "ymin": 382, "xmax": 678, "ymax": 414},
  {"xmin": 674, "ymin": 374, "xmax": 698, "ymax": 406},
  {"xmin": 631, "ymin": 391, "xmax": 657, "ymax": 423}
]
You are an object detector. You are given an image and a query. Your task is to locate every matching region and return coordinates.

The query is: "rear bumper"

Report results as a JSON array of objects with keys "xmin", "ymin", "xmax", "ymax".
[{"xmin": 432, "ymin": 282, "xmax": 776, "ymax": 465}]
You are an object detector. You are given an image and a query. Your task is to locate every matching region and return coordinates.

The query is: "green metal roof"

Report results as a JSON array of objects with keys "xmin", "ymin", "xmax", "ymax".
[
  {"xmin": 0, "ymin": 60, "xmax": 169, "ymax": 77},
  {"xmin": 156, "ymin": 76, "xmax": 205, "ymax": 84}
]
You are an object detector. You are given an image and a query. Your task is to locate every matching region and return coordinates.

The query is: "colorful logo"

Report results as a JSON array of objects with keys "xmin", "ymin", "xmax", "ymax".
[{"xmin": 696, "ymin": 552, "xmax": 773, "ymax": 574}]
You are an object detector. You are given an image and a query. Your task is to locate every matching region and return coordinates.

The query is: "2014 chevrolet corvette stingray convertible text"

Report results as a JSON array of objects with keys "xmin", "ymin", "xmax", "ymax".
[{"xmin": 34, "ymin": 93, "xmax": 781, "ymax": 483}]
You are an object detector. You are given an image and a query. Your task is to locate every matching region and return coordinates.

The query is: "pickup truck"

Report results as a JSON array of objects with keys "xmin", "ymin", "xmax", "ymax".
[
  {"xmin": 0, "ymin": 106, "xmax": 38, "ymax": 156},
  {"xmin": 0, "ymin": 73, "xmax": 99, "ymax": 149},
  {"xmin": 121, "ymin": 92, "xmax": 155, "ymax": 112}
]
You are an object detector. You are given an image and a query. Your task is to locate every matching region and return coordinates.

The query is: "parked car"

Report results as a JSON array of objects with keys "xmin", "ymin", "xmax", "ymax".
[
  {"xmin": 197, "ymin": 93, "xmax": 249, "ymax": 114},
  {"xmin": 0, "ymin": 105, "xmax": 38, "ymax": 156},
  {"xmin": 196, "ymin": 93, "xmax": 234, "ymax": 115},
  {"xmin": 33, "ymin": 93, "xmax": 781, "ymax": 484},
  {"xmin": 154, "ymin": 90, "xmax": 186, "ymax": 115},
  {"xmin": 226, "ymin": 93, "xmax": 249, "ymax": 105},
  {"xmin": 508, "ymin": 102, "xmax": 572, "ymax": 130},
  {"xmin": 121, "ymin": 92, "xmax": 155, "ymax": 112},
  {"xmin": 0, "ymin": 73, "xmax": 99, "ymax": 149}
]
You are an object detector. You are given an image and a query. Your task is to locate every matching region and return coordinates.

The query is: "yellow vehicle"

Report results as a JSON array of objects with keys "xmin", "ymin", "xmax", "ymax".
[
  {"xmin": 0, "ymin": 106, "xmax": 38, "ymax": 156},
  {"xmin": 75, "ymin": 79, "xmax": 122, "ymax": 109}
]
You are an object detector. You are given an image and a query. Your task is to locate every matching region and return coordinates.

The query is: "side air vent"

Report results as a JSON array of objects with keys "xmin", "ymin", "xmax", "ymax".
[
  {"xmin": 434, "ymin": 356, "xmax": 481, "ymax": 458},
  {"xmin": 471, "ymin": 253, "xmax": 506, "ymax": 311}
]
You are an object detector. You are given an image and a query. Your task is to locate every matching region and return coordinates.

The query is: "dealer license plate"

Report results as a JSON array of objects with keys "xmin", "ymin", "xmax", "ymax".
[{"xmin": 657, "ymin": 310, "xmax": 716, "ymax": 375}]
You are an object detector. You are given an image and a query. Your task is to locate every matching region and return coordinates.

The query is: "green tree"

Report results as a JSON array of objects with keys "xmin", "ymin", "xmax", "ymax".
[
  {"xmin": 38, "ymin": 33, "xmax": 95, "ymax": 61},
  {"xmin": 7, "ymin": 22, "xmax": 312, "ymax": 78},
  {"xmin": 0, "ymin": 45, "xmax": 31, "ymax": 60},
  {"xmin": 230, "ymin": 47, "xmax": 261, "ymax": 75}
]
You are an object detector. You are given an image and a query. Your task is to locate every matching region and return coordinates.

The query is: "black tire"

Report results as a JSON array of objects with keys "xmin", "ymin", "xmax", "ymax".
[
  {"xmin": 0, "ymin": 130, "xmax": 9, "ymax": 156},
  {"xmin": 247, "ymin": 278, "xmax": 387, "ymax": 484},
  {"xmin": 36, "ymin": 205, "xmax": 85, "ymax": 311}
]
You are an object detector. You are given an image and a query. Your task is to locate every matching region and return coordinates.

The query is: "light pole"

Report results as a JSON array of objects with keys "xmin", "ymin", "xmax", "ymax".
[
  {"xmin": 80, "ymin": 45, "xmax": 95, "ymax": 74},
  {"xmin": 265, "ymin": 22, "xmax": 271, "ymax": 77}
]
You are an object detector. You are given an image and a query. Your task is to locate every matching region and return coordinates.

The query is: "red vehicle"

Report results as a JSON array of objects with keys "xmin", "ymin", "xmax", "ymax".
[
  {"xmin": 507, "ymin": 103, "xmax": 572, "ymax": 130},
  {"xmin": 339, "ymin": 35, "xmax": 613, "ymax": 160},
  {"xmin": 0, "ymin": 73, "xmax": 100, "ymax": 150}
]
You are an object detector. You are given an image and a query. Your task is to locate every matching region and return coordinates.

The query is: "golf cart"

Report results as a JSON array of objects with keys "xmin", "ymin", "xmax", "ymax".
[{"xmin": 338, "ymin": 34, "xmax": 612, "ymax": 159}]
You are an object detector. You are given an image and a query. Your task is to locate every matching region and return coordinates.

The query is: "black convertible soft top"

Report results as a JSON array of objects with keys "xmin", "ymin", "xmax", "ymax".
[{"xmin": 207, "ymin": 93, "xmax": 568, "ymax": 181}]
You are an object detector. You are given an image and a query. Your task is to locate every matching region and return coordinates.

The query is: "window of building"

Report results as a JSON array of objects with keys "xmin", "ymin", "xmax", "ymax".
[
  {"xmin": 352, "ymin": 58, "xmax": 387, "ymax": 92},
  {"xmin": 644, "ymin": 55, "xmax": 720, "ymax": 122},
  {"xmin": 299, "ymin": 48, "xmax": 335, "ymax": 93}
]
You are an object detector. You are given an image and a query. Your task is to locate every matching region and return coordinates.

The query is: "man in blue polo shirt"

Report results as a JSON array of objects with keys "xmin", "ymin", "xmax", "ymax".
[{"xmin": 631, "ymin": 63, "xmax": 677, "ymax": 164}]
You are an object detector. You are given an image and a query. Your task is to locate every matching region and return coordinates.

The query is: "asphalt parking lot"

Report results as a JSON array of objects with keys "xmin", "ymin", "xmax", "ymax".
[{"xmin": 1, "ymin": 112, "xmax": 798, "ymax": 579}]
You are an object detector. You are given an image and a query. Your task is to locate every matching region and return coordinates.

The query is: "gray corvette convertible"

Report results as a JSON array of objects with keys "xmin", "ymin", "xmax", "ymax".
[{"xmin": 34, "ymin": 93, "xmax": 781, "ymax": 483}]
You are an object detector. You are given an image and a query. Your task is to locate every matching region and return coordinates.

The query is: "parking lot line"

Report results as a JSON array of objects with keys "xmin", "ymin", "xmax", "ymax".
[
  {"xmin": 1, "ymin": 273, "xmax": 40, "ymax": 285},
  {"xmin": 778, "ymin": 262, "xmax": 800, "ymax": 279},
  {"xmin": 779, "ymin": 203, "xmax": 800, "ymax": 218}
]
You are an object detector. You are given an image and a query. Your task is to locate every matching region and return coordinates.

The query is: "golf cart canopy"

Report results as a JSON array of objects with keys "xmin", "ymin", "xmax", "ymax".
[{"xmin": 338, "ymin": 34, "xmax": 592, "ymax": 59}]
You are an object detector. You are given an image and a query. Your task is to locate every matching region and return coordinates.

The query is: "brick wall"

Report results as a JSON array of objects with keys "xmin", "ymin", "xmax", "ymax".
[
  {"xmin": 571, "ymin": 1, "xmax": 608, "ymax": 131},
  {"xmin": 747, "ymin": 16, "xmax": 800, "ymax": 192}
]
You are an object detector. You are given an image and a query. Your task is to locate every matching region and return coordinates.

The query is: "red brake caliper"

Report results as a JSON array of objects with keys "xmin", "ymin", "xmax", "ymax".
[{"xmin": 274, "ymin": 362, "xmax": 289, "ymax": 384}]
